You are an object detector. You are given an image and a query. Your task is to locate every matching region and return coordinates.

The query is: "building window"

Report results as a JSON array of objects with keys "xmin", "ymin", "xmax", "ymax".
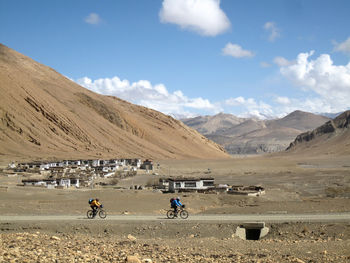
[
  {"xmin": 185, "ymin": 182, "xmax": 196, "ymax": 188},
  {"xmin": 203, "ymin": 181, "xmax": 214, "ymax": 186},
  {"xmin": 175, "ymin": 183, "xmax": 181, "ymax": 188}
]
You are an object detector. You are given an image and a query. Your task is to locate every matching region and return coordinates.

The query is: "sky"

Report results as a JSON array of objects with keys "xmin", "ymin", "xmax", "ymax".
[{"xmin": 1, "ymin": 0, "xmax": 350, "ymax": 119}]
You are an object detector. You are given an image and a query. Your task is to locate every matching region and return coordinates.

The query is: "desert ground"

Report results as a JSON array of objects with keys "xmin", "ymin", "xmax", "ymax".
[{"xmin": 1, "ymin": 154, "xmax": 350, "ymax": 262}]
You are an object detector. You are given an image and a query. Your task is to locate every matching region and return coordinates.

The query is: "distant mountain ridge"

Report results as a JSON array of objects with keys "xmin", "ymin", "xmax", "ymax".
[
  {"xmin": 0, "ymin": 43, "xmax": 229, "ymax": 162},
  {"xmin": 319, "ymin": 112, "xmax": 345, "ymax": 119},
  {"xmin": 287, "ymin": 110, "xmax": 350, "ymax": 155},
  {"xmin": 182, "ymin": 111, "xmax": 330, "ymax": 154}
]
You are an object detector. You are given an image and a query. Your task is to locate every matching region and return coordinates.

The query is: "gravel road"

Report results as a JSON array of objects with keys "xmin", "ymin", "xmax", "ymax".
[{"xmin": 1, "ymin": 212, "xmax": 350, "ymax": 222}]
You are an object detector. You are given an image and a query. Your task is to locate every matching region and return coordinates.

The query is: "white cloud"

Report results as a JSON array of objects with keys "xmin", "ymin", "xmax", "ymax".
[
  {"xmin": 273, "ymin": 56, "xmax": 293, "ymax": 67},
  {"xmin": 279, "ymin": 51, "xmax": 350, "ymax": 113},
  {"xmin": 159, "ymin": 0, "xmax": 230, "ymax": 36},
  {"xmin": 222, "ymin": 43, "xmax": 254, "ymax": 58},
  {"xmin": 85, "ymin": 13, "xmax": 101, "ymax": 25},
  {"xmin": 76, "ymin": 76, "xmax": 221, "ymax": 117},
  {"xmin": 225, "ymin": 97, "xmax": 273, "ymax": 119},
  {"xmin": 269, "ymin": 97, "xmax": 337, "ymax": 118},
  {"xmin": 275, "ymin": 96, "xmax": 291, "ymax": 105},
  {"xmin": 333, "ymin": 37, "xmax": 350, "ymax": 54},
  {"xmin": 225, "ymin": 96, "xmax": 247, "ymax": 106},
  {"xmin": 75, "ymin": 50, "xmax": 350, "ymax": 120},
  {"xmin": 264, "ymin": 22, "xmax": 280, "ymax": 42}
]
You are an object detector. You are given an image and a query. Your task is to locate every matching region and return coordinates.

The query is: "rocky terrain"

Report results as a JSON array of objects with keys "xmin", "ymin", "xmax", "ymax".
[
  {"xmin": 0, "ymin": 43, "xmax": 228, "ymax": 163},
  {"xmin": 1, "ymin": 221, "xmax": 350, "ymax": 262},
  {"xmin": 287, "ymin": 110, "xmax": 350, "ymax": 155},
  {"xmin": 182, "ymin": 111, "xmax": 330, "ymax": 154},
  {"xmin": 1, "ymin": 148, "xmax": 350, "ymax": 262}
]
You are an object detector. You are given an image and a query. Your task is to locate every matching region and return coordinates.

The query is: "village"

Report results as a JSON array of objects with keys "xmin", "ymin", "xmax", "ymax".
[
  {"xmin": 5, "ymin": 158, "xmax": 153, "ymax": 189},
  {"xmin": 2, "ymin": 159, "xmax": 265, "ymax": 196}
]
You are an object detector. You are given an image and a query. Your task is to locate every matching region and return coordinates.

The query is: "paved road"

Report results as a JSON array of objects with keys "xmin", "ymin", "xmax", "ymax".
[{"xmin": 1, "ymin": 213, "xmax": 350, "ymax": 223}]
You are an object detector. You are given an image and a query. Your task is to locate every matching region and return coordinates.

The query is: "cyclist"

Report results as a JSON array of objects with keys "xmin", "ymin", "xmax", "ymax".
[
  {"xmin": 171, "ymin": 197, "xmax": 183, "ymax": 216},
  {"xmin": 90, "ymin": 198, "xmax": 102, "ymax": 216}
]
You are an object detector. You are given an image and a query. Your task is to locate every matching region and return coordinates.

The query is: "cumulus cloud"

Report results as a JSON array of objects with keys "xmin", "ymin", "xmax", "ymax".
[
  {"xmin": 264, "ymin": 22, "xmax": 280, "ymax": 42},
  {"xmin": 74, "ymin": 50, "xmax": 350, "ymax": 120},
  {"xmin": 333, "ymin": 37, "xmax": 350, "ymax": 54},
  {"xmin": 279, "ymin": 51, "xmax": 350, "ymax": 113},
  {"xmin": 269, "ymin": 96, "xmax": 338, "ymax": 118},
  {"xmin": 222, "ymin": 43, "xmax": 254, "ymax": 58},
  {"xmin": 273, "ymin": 56, "xmax": 293, "ymax": 67},
  {"xmin": 84, "ymin": 13, "xmax": 101, "ymax": 25},
  {"xmin": 76, "ymin": 76, "xmax": 220, "ymax": 117},
  {"xmin": 159, "ymin": 0, "xmax": 230, "ymax": 36},
  {"xmin": 275, "ymin": 96, "xmax": 291, "ymax": 105},
  {"xmin": 225, "ymin": 96, "xmax": 273, "ymax": 119}
]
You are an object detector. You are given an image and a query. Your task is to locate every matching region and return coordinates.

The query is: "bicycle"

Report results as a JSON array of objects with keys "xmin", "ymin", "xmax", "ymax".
[
  {"xmin": 87, "ymin": 206, "xmax": 107, "ymax": 219},
  {"xmin": 167, "ymin": 206, "xmax": 189, "ymax": 219}
]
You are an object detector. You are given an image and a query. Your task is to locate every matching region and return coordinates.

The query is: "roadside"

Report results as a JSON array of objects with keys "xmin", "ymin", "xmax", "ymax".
[
  {"xmin": 1, "ymin": 213, "xmax": 350, "ymax": 222},
  {"xmin": 1, "ymin": 220, "xmax": 350, "ymax": 262}
]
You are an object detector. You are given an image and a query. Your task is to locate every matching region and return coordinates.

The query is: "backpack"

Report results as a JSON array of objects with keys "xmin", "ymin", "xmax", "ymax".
[
  {"xmin": 88, "ymin": 199, "xmax": 94, "ymax": 204},
  {"xmin": 170, "ymin": 198, "xmax": 175, "ymax": 203}
]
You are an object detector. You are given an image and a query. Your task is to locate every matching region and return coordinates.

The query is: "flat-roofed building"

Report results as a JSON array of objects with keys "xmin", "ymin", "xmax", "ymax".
[{"xmin": 168, "ymin": 177, "xmax": 215, "ymax": 193}]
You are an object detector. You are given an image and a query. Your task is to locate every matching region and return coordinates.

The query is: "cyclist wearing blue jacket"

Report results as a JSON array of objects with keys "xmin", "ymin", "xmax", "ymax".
[{"xmin": 171, "ymin": 197, "xmax": 183, "ymax": 216}]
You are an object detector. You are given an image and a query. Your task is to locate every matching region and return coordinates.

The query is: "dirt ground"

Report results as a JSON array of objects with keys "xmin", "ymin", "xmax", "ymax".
[
  {"xmin": 1, "ymin": 154, "xmax": 350, "ymax": 262},
  {"xmin": 1, "ymin": 154, "xmax": 350, "ymax": 215},
  {"xmin": 1, "ymin": 221, "xmax": 350, "ymax": 262}
]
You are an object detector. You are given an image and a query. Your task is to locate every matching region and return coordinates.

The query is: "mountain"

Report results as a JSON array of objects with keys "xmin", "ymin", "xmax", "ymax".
[
  {"xmin": 286, "ymin": 110, "xmax": 350, "ymax": 155},
  {"xmin": 0, "ymin": 44, "xmax": 229, "ymax": 163},
  {"xmin": 319, "ymin": 112, "xmax": 344, "ymax": 119},
  {"xmin": 271, "ymin": 110, "xmax": 331, "ymax": 131},
  {"xmin": 182, "ymin": 111, "xmax": 330, "ymax": 154},
  {"xmin": 181, "ymin": 113, "xmax": 244, "ymax": 135}
]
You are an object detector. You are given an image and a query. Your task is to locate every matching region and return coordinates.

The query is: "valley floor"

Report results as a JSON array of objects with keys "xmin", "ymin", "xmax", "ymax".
[{"xmin": 1, "ymin": 154, "xmax": 349, "ymax": 262}]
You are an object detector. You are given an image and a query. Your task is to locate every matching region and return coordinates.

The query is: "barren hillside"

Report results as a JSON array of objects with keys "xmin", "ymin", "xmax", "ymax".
[
  {"xmin": 182, "ymin": 113, "xmax": 244, "ymax": 135},
  {"xmin": 183, "ymin": 111, "xmax": 330, "ymax": 154},
  {"xmin": 287, "ymin": 110, "xmax": 350, "ymax": 155},
  {"xmin": 0, "ymin": 44, "xmax": 229, "ymax": 163}
]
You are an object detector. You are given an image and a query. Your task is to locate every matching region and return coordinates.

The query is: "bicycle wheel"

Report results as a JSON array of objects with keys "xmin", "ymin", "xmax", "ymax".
[
  {"xmin": 99, "ymin": 209, "xmax": 107, "ymax": 219},
  {"xmin": 180, "ymin": 210, "xmax": 189, "ymax": 219},
  {"xmin": 167, "ymin": 210, "xmax": 176, "ymax": 219},
  {"xmin": 87, "ymin": 210, "xmax": 94, "ymax": 219}
]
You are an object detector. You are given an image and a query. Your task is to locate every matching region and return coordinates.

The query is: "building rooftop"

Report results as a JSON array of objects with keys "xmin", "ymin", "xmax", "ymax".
[{"xmin": 168, "ymin": 177, "xmax": 214, "ymax": 182}]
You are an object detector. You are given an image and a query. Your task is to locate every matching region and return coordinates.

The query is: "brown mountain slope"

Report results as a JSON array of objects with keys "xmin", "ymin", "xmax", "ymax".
[
  {"xmin": 0, "ymin": 44, "xmax": 229, "ymax": 163},
  {"xmin": 286, "ymin": 110, "xmax": 350, "ymax": 155},
  {"xmin": 270, "ymin": 110, "xmax": 330, "ymax": 131},
  {"xmin": 183, "ymin": 111, "xmax": 330, "ymax": 154},
  {"xmin": 181, "ymin": 113, "xmax": 244, "ymax": 135}
]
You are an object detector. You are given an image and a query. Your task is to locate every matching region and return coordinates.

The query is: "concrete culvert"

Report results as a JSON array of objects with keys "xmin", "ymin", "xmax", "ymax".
[{"xmin": 235, "ymin": 222, "xmax": 269, "ymax": 240}]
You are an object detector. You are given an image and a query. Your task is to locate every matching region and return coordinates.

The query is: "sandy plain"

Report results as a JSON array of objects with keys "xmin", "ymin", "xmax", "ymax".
[{"xmin": 1, "ymin": 154, "xmax": 350, "ymax": 262}]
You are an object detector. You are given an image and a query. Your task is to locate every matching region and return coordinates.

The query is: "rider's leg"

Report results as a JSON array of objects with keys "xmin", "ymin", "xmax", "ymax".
[{"xmin": 92, "ymin": 206, "xmax": 97, "ymax": 216}]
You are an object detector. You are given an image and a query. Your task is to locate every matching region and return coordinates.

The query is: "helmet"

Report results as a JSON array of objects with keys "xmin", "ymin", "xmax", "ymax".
[{"xmin": 176, "ymin": 197, "xmax": 180, "ymax": 200}]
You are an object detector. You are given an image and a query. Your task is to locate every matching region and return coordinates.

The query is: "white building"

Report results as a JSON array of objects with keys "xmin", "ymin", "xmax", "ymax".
[
  {"xmin": 168, "ymin": 177, "xmax": 215, "ymax": 193},
  {"xmin": 22, "ymin": 179, "xmax": 57, "ymax": 187},
  {"xmin": 58, "ymin": 178, "xmax": 80, "ymax": 188},
  {"xmin": 58, "ymin": 178, "xmax": 71, "ymax": 188}
]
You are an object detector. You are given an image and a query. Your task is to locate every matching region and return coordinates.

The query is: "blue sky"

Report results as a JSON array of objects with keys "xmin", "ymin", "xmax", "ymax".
[{"xmin": 1, "ymin": 0, "xmax": 350, "ymax": 118}]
